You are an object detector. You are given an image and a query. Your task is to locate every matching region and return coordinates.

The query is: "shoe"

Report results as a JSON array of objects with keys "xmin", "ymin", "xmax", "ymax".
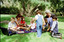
[{"xmin": 59, "ymin": 37, "xmax": 62, "ymax": 39}]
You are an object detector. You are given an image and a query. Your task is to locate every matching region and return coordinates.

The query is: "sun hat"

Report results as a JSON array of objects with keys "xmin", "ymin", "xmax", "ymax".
[{"xmin": 45, "ymin": 10, "xmax": 51, "ymax": 13}]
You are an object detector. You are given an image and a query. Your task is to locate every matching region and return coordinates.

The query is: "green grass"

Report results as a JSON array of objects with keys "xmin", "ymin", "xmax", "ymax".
[{"xmin": 0, "ymin": 14, "xmax": 64, "ymax": 42}]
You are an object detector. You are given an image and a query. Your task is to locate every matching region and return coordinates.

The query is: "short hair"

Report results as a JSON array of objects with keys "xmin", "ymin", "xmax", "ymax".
[
  {"xmin": 52, "ymin": 16, "xmax": 57, "ymax": 20},
  {"xmin": 36, "ymin": 10, "xmax": 41, "ymax": 14},
  {"xmin": 11, "ymin": 17, "xmax": 15, "ymax": 21},
  {"xmin": 11, "ymin": 17, "xmax": 15, "ymax": 19}
]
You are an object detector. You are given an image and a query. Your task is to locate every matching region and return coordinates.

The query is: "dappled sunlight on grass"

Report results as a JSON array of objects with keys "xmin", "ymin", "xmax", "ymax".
[{"xmin": 1, "ymin": 15, "xmax": 10, "ymax": 17}]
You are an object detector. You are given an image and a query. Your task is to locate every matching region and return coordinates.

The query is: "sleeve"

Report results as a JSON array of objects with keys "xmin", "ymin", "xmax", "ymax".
[
  {"xmin": 42, "ymin": 15, "xmax": 43, "ymax": 19},
  {"xmin": 51, "ymin": 21, "xmax": 56, "ymax": 31},
  {"xmin": 35, "ymin": 15, "xmax": 38, "ymax": 20},
  {"xmin": 47, "ymin": 18, "xmax": 49, "ymax": 24},
  {"xmin": 8, "ymin": 22, "xmax": 12, "ymax": 29}
]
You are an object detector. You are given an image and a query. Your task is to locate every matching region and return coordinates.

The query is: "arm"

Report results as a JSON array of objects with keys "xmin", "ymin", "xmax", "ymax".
[
  {"xmin": 42, "ymin": 16, "xmax": 45, "ymax": 29},
  {"xmin": 34, "ymin": 15, "xmax": 38, "ymax": 21},
  {"xmin": 51, "ymin": 21, "xmax": 56, "ymax": 31},
  {"xmin": 8, "ymin": 22, "xmax": 11, "ymax": 29},
  {"xmin": 42, "ymin": 18, "xmax": 45, "ymax": 26},
  {"xmin": 15, "ymin": 21, "xmax": 19, "ymax": 25}
]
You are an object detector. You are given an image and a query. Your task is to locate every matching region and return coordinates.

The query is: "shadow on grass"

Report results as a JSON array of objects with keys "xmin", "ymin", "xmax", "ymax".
[
  {"xmin": 1, "ymin": 33, "xmax": 31, "ymax": 42},
  {"xmin": 0, "ymin": 28, "xmax": 31, "ymax": 42}
]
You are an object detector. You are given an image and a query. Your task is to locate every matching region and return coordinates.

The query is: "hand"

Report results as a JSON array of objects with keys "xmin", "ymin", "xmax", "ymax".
[
  {"xmin": 47, "ymin": 28, "xmax": 50, "ymax": 31},
  {"xmin": 43, "ymin": 27, "xmax": 45, "ymax": 30},
  {"xmin": 50, "ymin": 31, "xmax": 51, "ymax": 33},
  {"xmin": 26, "ymin": 28, "xmax": 30, "ymax": 31}
]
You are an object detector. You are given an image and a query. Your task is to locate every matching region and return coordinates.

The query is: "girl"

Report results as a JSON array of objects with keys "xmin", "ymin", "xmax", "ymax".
[
  {"xmin": 29, "ymin": 18, "xmax": 36, "ymax": 32},
  {"xmin": 20, "ymin": 17, "xmax": 27, "ymax": 27}
]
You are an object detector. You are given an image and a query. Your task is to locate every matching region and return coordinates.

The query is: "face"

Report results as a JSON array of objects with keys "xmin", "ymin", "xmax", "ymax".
[
  {"xmin": 17, "ymin": 17, "xmax": 21, "ymax": 20},
  {"xmin": 23, "ymin": 18, "xmax": 25, "ymax": 20},
  {"xmin": 46, "ymin": 13, "xmax": 51, "ymax": 17},
  {"xmin": 52, "ymin": 19, "xmax": 55, "ymax": 21},
  {"xmin": 11, "ymin": 19, "xmax": 15, "ymax": 23}
]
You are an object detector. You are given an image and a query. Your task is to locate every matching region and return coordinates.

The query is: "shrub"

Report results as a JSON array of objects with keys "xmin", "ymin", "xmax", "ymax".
[{"xmin": 0, "ymin": 7, "xmax": 19, "ymax": 14}]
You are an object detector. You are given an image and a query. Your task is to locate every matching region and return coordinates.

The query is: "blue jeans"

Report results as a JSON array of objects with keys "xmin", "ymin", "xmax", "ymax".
[{"xmin": 36, "ymin": 25, "xmax": 42, "ymax": 37}]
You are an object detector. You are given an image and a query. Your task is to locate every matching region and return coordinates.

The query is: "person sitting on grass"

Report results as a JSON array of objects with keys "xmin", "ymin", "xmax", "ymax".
[
  {"xmin": 28, "ymin": 18, "xmax": 36, "ymax": 32},
  {"xmin": 15, "ymin": 16, "xmax": 21, "ymax": 26},
  {"xmin": 20, "ymin": 17, "xmax": 28, "ymax": 27},
  {"xmin": 50, "ymin": 16, "xmax": 62, "ymax": 39},
  {"xmin": 8, "ymin": 17, "xmax": 21, "ymax": 33},
  {"xmin": 8, "ymin": 17, "xmax": 29, "ymax": 34},
  {"xmin": 45, "ymin": 10, "xmax": 53, "ymax": 32}
]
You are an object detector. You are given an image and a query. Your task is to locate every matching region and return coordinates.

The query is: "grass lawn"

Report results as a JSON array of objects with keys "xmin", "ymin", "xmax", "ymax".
[{"xmin": 0, "ymin": 14, "xmax": 64, "ymax": 42}]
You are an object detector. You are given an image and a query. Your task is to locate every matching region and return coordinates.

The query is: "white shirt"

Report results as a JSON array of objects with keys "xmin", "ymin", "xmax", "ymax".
[
  {"xmin": 8, "ymin": 22, "xmax": 17, "ymax": 29},
  {"xmin": 51, "ymin": 21, "xmax": 58, "ymax": 31},
  {"xmin": 30, "ymin": 23, "xmax": 35, "ymax": 29},
  {"xmin": 35, "ymin": 14, "xmax": 43, "ymax": 20}
]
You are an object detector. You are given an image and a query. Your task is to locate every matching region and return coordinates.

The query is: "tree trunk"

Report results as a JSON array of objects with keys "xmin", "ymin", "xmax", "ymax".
[
  {"xmin": 30, "ymin": 4, "xmax": 40, "ymax": 14},
  {"xmin": 21, "ymin": 2, "xmax": 26, "ymax": 15}
]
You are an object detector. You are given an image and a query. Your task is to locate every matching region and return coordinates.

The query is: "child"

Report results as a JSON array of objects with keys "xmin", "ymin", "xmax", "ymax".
[
  {"xmin": 8, "ymin": 17, "xmax": 18, "ymax": 32},
  {"xmin": 50, "ymin": 16, "xmax": 62, "ymax": 39},
  {"xmin": 15, "ymin": 16, "xmax": 21, "ymax": 26},
  {"xmin": 20, "ymin": 17, "xmax": 27, "ymax": 27},
  {"xmin": 34, "ymin": 10, "xmax": 45, "ymax": 37},
  {"xmin": 8, "ymin": 17, "xmax": 28, "ymax": 34},
  {"xmin": 29, "ymin": 18, "xmax": 36, "ymax": 32}
]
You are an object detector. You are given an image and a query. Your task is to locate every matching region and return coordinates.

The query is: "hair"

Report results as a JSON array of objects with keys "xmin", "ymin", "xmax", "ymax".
[
  {"xmin": 11, "ymin": 17, "xmax": 15, "ymax": 21},
  {"xmin": 16, "ymin": 13, "xmax": 23, "ymax": 19},
  {"xmin": 11, "ymin": 17, "xmax": 15, "ymax": 19},
  {"xmin": 52, "ymin": 16, "xmax": 57, "ymax": 20},
  {"xmin": 17, "ymin": 14, "xmax": 22, "ymax": 17},
  {"xmin": 31, "ymin": 18, "xmax": 35, "ymax": 23},
  {"xmin": 36, "ymin": 10, "xmax": 41, "ymax": 14},
  {"xmin": 21, "ymin": 17, "xmax": 24, "ymax": 20}
]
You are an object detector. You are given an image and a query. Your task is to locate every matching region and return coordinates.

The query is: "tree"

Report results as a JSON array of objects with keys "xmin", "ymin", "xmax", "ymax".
[
  {"xmin": 1, "ymin": 0, "xmax": 50, "ymax": 16},
  {"xmin": 18, "ymin": 0, "xmax": 50, "ymax": 16},
  {"xmin": 50, "ymin": 0, "xmax": 64, "ymax": 16}
]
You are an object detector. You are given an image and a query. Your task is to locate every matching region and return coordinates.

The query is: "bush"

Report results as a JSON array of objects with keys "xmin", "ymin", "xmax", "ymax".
[{"xmin": 0, "ymin": 7, "xmax": 19, "ymax": 14}]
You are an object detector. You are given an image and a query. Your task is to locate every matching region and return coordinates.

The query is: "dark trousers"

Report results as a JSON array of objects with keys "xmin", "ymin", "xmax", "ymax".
[
  {"xmin": 0, "ymin": 27, "xmax": 16, "ymax": 36},
  {"xmin": 51, "ymin": 32, "xmax": 62, "ymax": 38}
]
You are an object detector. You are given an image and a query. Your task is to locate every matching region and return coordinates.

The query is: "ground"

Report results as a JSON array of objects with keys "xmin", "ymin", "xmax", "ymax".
[{"xmin": 0, "ymin": 14, "xmax": 64, "ymax": 42}]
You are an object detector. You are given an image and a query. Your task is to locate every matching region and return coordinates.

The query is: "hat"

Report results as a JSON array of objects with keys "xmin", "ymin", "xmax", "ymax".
[{"xmin": 45, "ymin": 10, "xmax": 51, "ymax": 13}]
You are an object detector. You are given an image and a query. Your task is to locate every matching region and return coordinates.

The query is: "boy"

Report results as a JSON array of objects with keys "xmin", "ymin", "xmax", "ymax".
[
  {"xmin": 50, "ymin": 16, "xmax": 62, "ymax": 39},
  {"xmin": 8, "ymin": 17, "xmax": 25, "ymax": 34},
  {"xmin": 34, "ymin": 10, "xmax": 45, "ymax": 37},
  {"xmin": 8, "ymin": 17, "xmax": 18, "ymax": 32}
]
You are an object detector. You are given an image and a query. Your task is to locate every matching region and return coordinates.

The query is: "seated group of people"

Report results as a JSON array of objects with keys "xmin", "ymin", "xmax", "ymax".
[
  {"xmin": 8, "ymin": 14, "xmax": 36, "ymax": 34},
  {"xmin": 8, "ymin": 10, "xmax": 62, "ymax": 39}
]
